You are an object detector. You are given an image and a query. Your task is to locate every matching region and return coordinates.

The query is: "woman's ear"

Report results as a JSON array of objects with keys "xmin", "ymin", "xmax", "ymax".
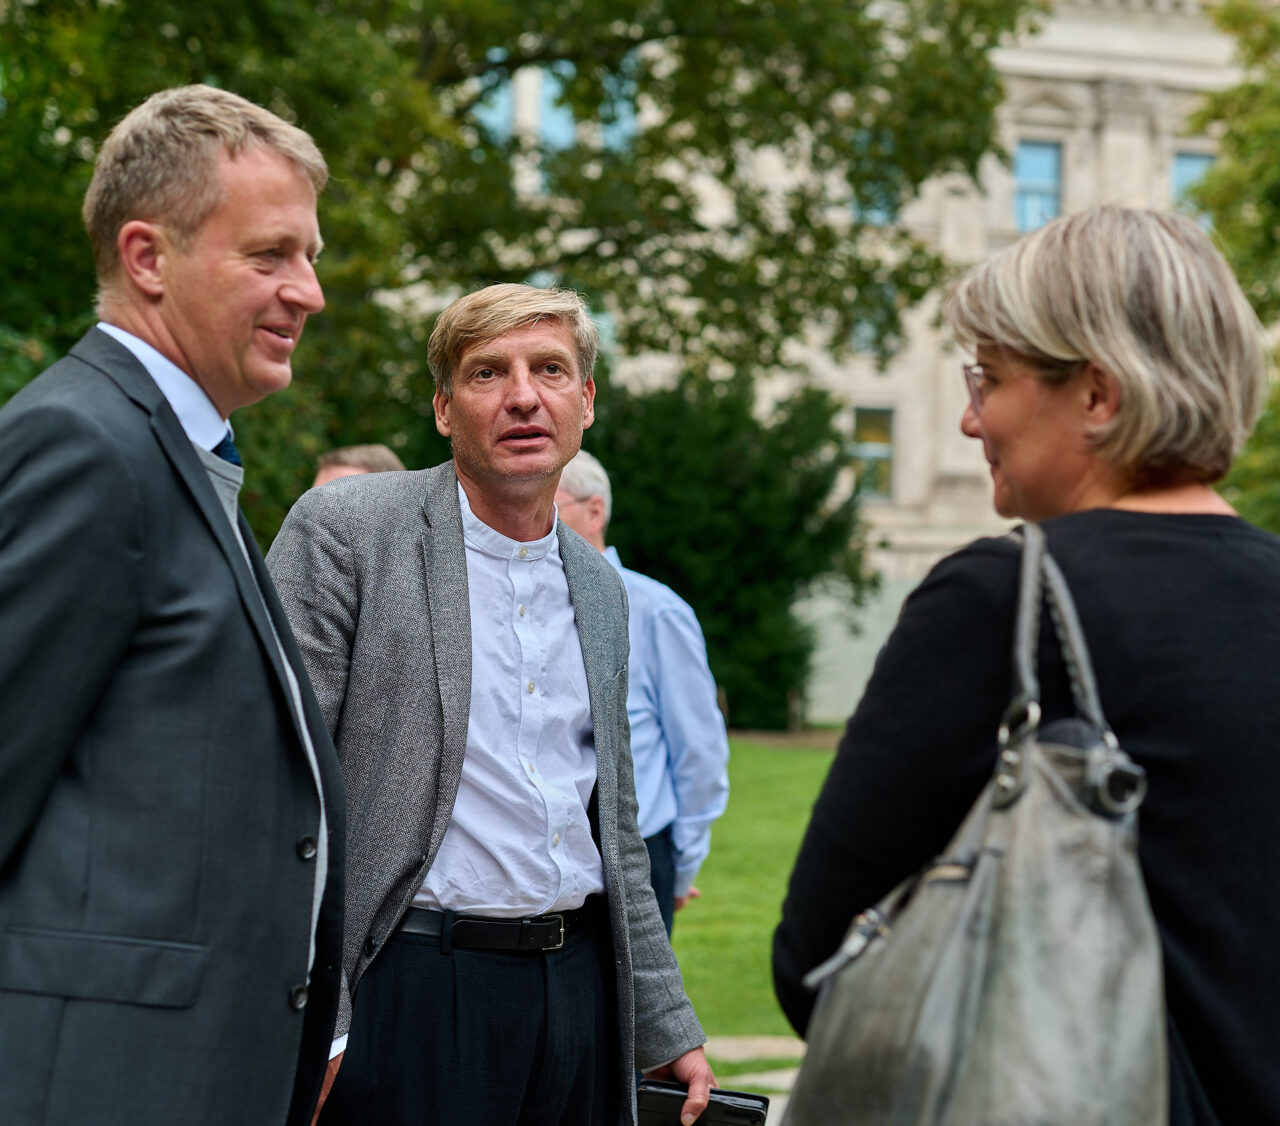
[{"xmin": 1081, "ymin": 362, "xmax": 1121, "ymax": 425}]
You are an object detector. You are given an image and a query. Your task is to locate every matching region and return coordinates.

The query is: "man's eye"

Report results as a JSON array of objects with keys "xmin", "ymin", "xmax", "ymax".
[
  {"xmin": 545, "ymin": 363, "xmax": 562, "ymax": 375},
  {"xmin": 475, "ymin": 368, "xmax": 495, "ymax": 380}
]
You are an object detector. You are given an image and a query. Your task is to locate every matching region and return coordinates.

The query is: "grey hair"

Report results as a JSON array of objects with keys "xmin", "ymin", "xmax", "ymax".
[
  {"xmin": 558, "ymin": 449, "xmax": 613, "ymax": 525},
  {"xmin": 427, "ymin": 283, "xmax": 599, "ymax": 395},
  {"xmin": 84, "ymin": 85, "xmax": 327, "ymax": 304},
  {"xmin": 945, "ymin": 205, "xmax": 1269, "ymax": 485}
]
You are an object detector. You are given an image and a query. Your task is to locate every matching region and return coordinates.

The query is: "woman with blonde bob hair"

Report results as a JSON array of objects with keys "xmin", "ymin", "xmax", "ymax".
[{"xmin": 775, "ymin": 206, "xmax": 1280, "ymax": 1123}]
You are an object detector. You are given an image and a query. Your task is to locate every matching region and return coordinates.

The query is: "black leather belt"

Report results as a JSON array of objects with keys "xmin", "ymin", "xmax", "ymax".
[{"xmin": 397, "ymin": 903, "xmax": 594, "ymax": 953}]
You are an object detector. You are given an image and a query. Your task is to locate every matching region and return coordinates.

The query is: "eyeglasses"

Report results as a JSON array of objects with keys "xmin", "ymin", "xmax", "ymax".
[{"xmin": 962, "ymin": 363, "xmax": 989, "ymax": 414}]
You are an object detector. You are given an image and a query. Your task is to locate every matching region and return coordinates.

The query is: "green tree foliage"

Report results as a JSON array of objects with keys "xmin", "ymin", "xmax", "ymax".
[
  {"xmin": 590, "ymin": 374, "xmax": 877, "ymax": 730},
  {"xmin": 1, "ymin": 0, "xmax": 1034, "ymax": 724},
  {"xmin": 1192, "ymin": 0, "xmax": 1280, "ymax": 531}
]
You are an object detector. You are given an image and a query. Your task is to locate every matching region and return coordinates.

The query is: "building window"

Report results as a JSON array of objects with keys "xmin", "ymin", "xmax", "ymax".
[
  {"xmin": 1173, "ymin": 151, "xmax": 1214, "ymax": 208},
  {"xmin": 537, "ymin": 63, "xmax": 578, "ymax": 151},
  {"xmin": 473, "ymin": 59, "xmax": 636, "ymax": 152},
  {"xmin": 852, "ymin": 408, "xmax": 894, "ymax": 500},
  {"xmin": 1014, "ymin": 140, "xmax": 1061, "ymax": 233}
]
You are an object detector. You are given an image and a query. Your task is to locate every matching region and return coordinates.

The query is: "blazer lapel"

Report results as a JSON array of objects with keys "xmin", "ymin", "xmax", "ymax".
[
  {"xmin": 73, "ymin": 329, "xmax": 309, "ymax": 751},
  {"xmin": 420, "ymin": 464, "xmax": 473, "ymax": 856},
  {"xmin": 560, "ymin": 526, "xmax": 627, "ymax": 848}
]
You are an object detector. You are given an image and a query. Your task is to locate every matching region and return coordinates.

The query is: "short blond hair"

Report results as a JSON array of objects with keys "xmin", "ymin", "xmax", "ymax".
[
  {"xmin": 945, "ymin": 206, "xmax": 1269, "ymax": 486},
  {"xmin": 84, "ymin": 85, "xmax": 327, "ymax": 297},
  {"xmin": 316, "ymin": 443, "xmax": 405, "ymax": 475},
  {"xmin": 426, "ymin": 283, "xmax": 599, "ymax": 395}
]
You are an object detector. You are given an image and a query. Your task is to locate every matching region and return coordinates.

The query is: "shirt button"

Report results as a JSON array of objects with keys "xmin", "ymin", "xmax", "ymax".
[
  {"xmin": 519, "ymin": 547, "xmax": 529, "ymax": 559},
  {"xmin": 527, "ymin": 681, "xmax": 535, "ymax": 693},
  {"xmin": 553, "ymin": 833, "xmax": 561, "ymax": 846},
  {"xmin": 289, "ymin": 984, "xmax": 309, "ymax": 1011},
  {"xmin": 519, "ymin": 604, "xmax": 526, "ymax": 616},
  {"xmin": 296, "ymin": 836, "xmax": 318, "ymax": 861}
]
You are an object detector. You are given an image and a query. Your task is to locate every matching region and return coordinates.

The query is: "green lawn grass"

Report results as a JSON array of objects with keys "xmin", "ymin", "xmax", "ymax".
[{"xmin": 670, "ymin": 735, "xmax": 836, "ymax": 1037}]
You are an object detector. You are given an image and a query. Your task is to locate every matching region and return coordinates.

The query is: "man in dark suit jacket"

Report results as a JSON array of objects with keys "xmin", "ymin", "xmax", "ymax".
[
  {"xmin": 268, "ymin": 283, "xmax": 714, "ymax": 1126},
  {"xmin": 0, "ymin": 85, "xmax": 345, "ymax": 1126}
]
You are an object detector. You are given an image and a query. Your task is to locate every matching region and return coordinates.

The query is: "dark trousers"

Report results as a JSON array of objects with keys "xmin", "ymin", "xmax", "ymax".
[
  {"xmin": 321, "ymin": 917, "xmax": 612, "ymax": 1126},
  {"xmin": 644, "ymin": 824, "xmax": 676, "ymax": 937}
]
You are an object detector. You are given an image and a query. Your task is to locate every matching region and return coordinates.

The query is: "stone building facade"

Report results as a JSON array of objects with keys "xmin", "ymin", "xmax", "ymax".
[{"xmin": 800, "ymin": 0, "xmax": 1238, "ymax": 724}]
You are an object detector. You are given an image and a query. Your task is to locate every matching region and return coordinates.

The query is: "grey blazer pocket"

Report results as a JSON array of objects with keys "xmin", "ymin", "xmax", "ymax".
[{"xmin": 0, "ymin": 925, "xmax": 208, "ymax": 1008}]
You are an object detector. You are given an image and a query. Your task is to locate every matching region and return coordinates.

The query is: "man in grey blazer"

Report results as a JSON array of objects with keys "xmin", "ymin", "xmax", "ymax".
[
  {"xmin": 268, "ymin": 283, "xmax": 714, "ymax": 1125},
  {"xmin": 0, "ymin": 86, "xmax": 345, "ymax": 1125}
]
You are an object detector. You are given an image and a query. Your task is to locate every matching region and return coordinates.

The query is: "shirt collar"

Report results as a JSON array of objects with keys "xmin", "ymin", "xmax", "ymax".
[
  {"xmin": 96, "ymin": 322, "xmax": 231, "ymax": 451},
  {"xmin": 603, "ymin": 545, "xmax": 624, "ymax": 573},
  {"xmin": 458, "ymin": 481, "xmax": 559, "ymax": 560}
]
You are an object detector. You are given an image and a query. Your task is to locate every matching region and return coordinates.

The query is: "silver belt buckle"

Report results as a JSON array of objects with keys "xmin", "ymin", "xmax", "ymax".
[
  {"xmin": 520, "ymin": 913, "xmax": 566, "ymax": 951},
  {"xmin": 545, "ymin": 913, "xmax": 565, "ymax": 951}
]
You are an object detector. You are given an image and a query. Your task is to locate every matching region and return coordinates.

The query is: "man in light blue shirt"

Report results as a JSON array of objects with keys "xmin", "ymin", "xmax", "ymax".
[{"xmin": 557, "ymin": 450, "xmax": 730, "ymax": 934}]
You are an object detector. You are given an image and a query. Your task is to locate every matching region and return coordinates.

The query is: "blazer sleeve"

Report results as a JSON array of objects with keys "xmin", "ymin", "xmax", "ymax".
[
  {"xmin": 599, "ymin": 585, "xmax": 706, "ymax": 1070},
  {"xmin": 616, "ymin": 736, "xmax": 704, "ymax": 1070},
  {"xmin": 267, "ymin": 486, "xmax": 362, "ymax": 1039},
  {"xmin": 772, "ymin": 538, "xmax": 1019, "ymax": 1036},
  {"xmin": 0, "ymin": 402, "xmax": 142, "ymax": 870},
  {"xmin": 266, "ymin": 487, "xmax": 360, "ymax": 739}
]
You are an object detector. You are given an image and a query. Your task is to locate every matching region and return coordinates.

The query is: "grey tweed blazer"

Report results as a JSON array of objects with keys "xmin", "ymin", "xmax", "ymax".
[{"xmin": 267, "ymin": 461, "xmax": 703, "ymax": 1116}]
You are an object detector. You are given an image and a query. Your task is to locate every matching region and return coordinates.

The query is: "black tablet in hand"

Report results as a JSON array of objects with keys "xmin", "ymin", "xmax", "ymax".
[{"xmin": 637, "ymin": 1078, "xmax": 769, "ymax": 1125}]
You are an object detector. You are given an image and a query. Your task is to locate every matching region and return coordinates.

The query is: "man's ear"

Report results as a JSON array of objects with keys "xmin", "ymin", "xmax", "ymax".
[
  {"xmin": 433, "ymin": 389, "xmax": 452, "ymax": 438},
  {"xmin": 1082, "ymin": 362, "xmax": 1121, "ymax": 425},
  {"xmin": 117, "ymin": 220, "xmax": 167, "ymax": 299},
  {"xmin": 585, "ymin": 494, "xmax": 608, "ymax": 540}
]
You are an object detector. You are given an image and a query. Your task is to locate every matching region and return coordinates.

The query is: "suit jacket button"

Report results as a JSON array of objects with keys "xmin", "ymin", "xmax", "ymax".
[
  {"xmin": 289, "ymin": 984, "xmax": 309, "ymax": 1011},
  {"xmin": 364, "ymin": 936, "xmax": 376, "ymax": 956},
  {"xmin": 297, "ymin": 836, "xmax": 318, "ymax": 861}
]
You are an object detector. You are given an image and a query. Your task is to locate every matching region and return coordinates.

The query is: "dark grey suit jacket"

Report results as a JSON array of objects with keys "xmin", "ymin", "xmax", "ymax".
[
  {"xmin": 0, "ymin": 329, "xmax": 346, "ymax": 1126},
  {"xmin": 268, "ymin": 462, "xmax": 704, "ymax": 1124}
]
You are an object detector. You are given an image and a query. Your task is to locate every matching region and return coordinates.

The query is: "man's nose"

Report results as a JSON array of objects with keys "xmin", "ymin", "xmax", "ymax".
[
  {"xmin": 506, "ymin": 367, "xmax": 539, "ymax": 410},
  {"xmin": 960, "ymin": 400, "xmax": 982, "ymax": 439},
  {"xmin": 282, "ymin": 257, "xmax": 325, "ymax": 315}
]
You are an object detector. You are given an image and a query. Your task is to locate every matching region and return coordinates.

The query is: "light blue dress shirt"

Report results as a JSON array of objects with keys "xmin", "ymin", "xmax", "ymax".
[{"xmin": 604, "ymin": 547, "xmax": 730, "ymax": 897}]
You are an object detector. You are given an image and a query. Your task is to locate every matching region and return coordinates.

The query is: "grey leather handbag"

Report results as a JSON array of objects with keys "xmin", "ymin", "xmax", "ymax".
[{"xmin": 784, "ymin": 524, "xmax": 1168, "ymax": 1126}]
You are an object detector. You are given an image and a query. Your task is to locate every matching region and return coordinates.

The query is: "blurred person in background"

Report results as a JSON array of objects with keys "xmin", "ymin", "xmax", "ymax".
[
  {"xmin": 557, "ymin": 449, "xmax": 730, "ymax": 935},
  {"xmin": 773, "ymin": 205, "xmax": 1280, "ymax": 1124},
  {"xmin": 313, "ymin": 441, "xmax": 405, "ymax": 487}
]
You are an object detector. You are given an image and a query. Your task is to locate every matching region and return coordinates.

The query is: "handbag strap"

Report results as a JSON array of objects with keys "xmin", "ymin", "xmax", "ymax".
[
  {"xmin": 999, "ymin": 524, "xmax": 1147, "ymax": 817},
  {"xmin": 1002, "ymin": 523, "xmax": 1117, "ymax": 748}
]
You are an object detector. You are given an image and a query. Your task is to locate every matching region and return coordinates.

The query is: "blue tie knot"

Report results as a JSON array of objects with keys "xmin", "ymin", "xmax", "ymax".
[{"xmin": 212, "ymin": 433, "xmax": 242, "ymax": 467}]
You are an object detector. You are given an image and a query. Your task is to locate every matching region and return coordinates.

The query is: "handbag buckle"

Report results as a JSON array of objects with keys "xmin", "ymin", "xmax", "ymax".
[
  {"xmin": 995, "ymin": 700, "xmax": 1039, "ymax": 801},
  {"xmin": 998, "ymin": 699, "xmax": 1041, "ymax": 749}
]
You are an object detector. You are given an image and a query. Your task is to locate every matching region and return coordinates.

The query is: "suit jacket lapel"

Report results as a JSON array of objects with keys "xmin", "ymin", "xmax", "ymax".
[
  {"xmin": 420, "ymin": 464, "xmax": 473, "ymax": 856},
  {"xmin": 72, "ymin": 329, "xmax": 310, "ymax": 749}
]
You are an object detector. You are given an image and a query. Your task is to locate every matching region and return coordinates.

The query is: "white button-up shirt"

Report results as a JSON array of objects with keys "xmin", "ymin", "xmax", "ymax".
[{"xmin": 414, "ymin": 485, "xmax": 605, "ymax": 916}]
